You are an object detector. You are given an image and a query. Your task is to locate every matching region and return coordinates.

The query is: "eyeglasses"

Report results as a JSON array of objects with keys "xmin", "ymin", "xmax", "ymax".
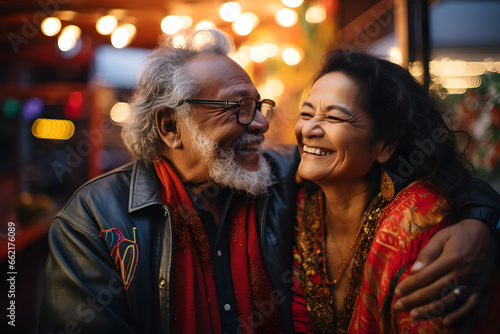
[{"xmin": 183, "ymin": 97, "xmax": 275, "ymax": 126}]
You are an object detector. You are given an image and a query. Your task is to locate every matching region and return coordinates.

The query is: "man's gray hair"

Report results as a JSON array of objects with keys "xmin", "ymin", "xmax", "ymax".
[{"xmin": 121, "ymin": 29, "xmax": 235, "ymax": 161}]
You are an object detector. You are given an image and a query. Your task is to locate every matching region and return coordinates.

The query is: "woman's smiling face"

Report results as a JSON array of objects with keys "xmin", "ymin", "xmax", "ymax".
[{"xmin": 295, "ymin": 71, "xmax": 387, "ymax": 186}]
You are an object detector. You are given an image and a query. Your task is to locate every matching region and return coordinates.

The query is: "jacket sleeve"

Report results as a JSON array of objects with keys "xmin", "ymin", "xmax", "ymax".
[
  {"xmin": 456, "ymin": 177, "xmax": 500, "ymax": 237},
  {"xmin": 39, "ymin": 215, "xmax": 137, "ymax": 334}
]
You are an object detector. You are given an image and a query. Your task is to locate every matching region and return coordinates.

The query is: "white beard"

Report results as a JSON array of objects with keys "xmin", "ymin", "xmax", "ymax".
[{"xmin": 181, "ymin": 113, "xmax": 272, "ymax": 197}]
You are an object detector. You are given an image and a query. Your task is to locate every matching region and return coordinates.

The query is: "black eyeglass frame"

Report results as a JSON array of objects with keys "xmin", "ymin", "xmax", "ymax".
[{"xmin": 183, "ymin": 97, "xmax": 275, "ymax": 125}]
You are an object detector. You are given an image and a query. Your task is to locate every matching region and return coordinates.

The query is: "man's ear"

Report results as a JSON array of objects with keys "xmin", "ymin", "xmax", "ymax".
[
  {"xmin": 377, "ymin": 141, "xmax": 398, "ymax": 164},
  {"xmin": 156, "ymin": 107, "xmax": 182, "ymax": 150}
]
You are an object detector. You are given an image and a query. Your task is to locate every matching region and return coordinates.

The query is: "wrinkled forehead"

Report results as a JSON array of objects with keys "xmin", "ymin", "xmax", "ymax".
[{"xmin": 187, "ymin": 54, "xmax": 259, "ymax": 99}]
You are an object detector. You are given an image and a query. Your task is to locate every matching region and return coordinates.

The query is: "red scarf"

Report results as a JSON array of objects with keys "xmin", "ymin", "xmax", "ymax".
[{"xmin": 154, "ymin": 159, "xmax": 282, "ymax": 333}]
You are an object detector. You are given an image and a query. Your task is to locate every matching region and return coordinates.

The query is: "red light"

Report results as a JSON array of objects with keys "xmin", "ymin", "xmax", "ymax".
[
  {"xmin": 65, "ymin": 92, "xmax": 84, "ymax": 119},
  {"xmin": 69, "ymin": 91, "xmax": 83, "ymax": 107}
]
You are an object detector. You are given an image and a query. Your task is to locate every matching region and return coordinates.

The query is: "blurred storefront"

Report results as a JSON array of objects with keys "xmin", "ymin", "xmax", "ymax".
[{"xmin": 0, "ymin": 0, "xmax": 499, "ymax": 332}]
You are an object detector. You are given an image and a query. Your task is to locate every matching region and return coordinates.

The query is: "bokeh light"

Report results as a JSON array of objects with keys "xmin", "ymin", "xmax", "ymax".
[
  {"xmin": 2, "ymin": 97, "xmax": 21, "ymax": 118},
  {"xmin": 219, "ymin": 2, "xmax": 242, "ymax": 22},
  {"xmin": 65, "ymin": 92, "xmax": 84, "ymax": 119},
  {"xmin": 161, "ymin": 15, "xmax": 193, "ymax": 35},
  {"xmin": 58, "ymin": 25, "xmax": 81, "ymax": 52},
  {"xmin": 32, "ymin": 118, "xmax": 75, "ymax": 140},
  {"xmin": 281, "ymin": 0, "xmax": 304, "ymax": 8},
  {"xmin": 275, "ymin": 8, "xmax": 298, "ymax": 27},
  {"xmin": 282, "ymin": 47, "xmax": 302, "ymax": 65},
  {"xmin": 41, "ymin": 17, "xmax": 61, "ymax": 36},
  {"xmin": 263, "ymin": 43, "xmax": 279, "ymax": 57},
  {"xmin": 111, "ymin": 24, "xmax": 136, "ymax": 48},
  {"xmin": 96, "ymin": 15, "xmax": 118, "ymax": 35},
  {"xmin": 232, "ymin": 12, "xmax": 259, "ymax": 36},
  {"xmin": 22, "ymin": 97, "xmax": 44, "ymax": 120},
  {"xmin": 195, "ymin": 21, "xmax": 216, "ymax": 30},
  {"xmin": 305, "ymin": 5, "xmax": 327, "ymax": 23},
  {"xmin": 172, "ymin": 33, "xmax": 187, "ymax": 48},
  {"xmin": 250, "ymin": 46, "xmax": 268, "ymax": 63},
  {"xmin": 110, "ymin": 102, "xmax": 131, "ymax": 123}
]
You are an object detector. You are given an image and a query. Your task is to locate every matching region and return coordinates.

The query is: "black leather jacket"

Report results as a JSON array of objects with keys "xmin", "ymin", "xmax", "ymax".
[
  {"xmin": 39, "ymin": 145, "xmax": 299, "ymax": 334},
  {"xmin": 39, "ymin": 145, "xmax": 500, "ymax": 334}
]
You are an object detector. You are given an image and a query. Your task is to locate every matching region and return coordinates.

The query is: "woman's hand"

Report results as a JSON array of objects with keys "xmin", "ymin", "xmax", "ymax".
[{"xmin": 393, "ymin": 219, "xmax": 496, "ymax": 327}]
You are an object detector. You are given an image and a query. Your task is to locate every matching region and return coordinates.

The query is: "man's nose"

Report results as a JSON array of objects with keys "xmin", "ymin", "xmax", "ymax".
[{"xmin": 245, "ymin": 109, "xmax": 269, "ymax": 134}]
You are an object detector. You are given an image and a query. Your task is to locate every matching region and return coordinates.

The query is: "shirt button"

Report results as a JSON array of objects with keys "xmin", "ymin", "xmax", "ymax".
[
  {"xmin": 217, "ymin": 250, "xmax": 222, "ymax": 257},
  {"xmin": 224, "ymin": 304, "xmax": 231, "ymax": 311},
  {"xmin": 159, "ymin": 279, "xmax": 166, "ymax": 289}
]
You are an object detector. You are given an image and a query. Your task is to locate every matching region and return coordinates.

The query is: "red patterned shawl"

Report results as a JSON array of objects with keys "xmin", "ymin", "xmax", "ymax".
[{"xmin": 154, "ymin": 158, "xmax": 282, "ymax": 333}]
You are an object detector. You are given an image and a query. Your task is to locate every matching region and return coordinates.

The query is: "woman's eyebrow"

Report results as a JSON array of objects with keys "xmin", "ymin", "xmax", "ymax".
[
  {"xmin": 326, "ymin": 104, "xmax": 353, "ymax": 116},
  {"xmin": 302, "ymin": 101, "xmax": 353, "ymax": 116}
]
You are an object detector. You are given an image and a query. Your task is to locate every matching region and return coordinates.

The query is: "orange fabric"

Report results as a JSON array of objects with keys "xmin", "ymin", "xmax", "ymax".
[{"xmin": 154, "ymin": 158, "xmax": 282, "ymax": 333}]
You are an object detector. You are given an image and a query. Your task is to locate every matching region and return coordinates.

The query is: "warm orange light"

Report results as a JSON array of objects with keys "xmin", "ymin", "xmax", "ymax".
[
  {"xmin": 41, "ymin": 17, "xmax": 61, "ymax": 36},
  {"xmin": 96, "ymin": 15, "xmax": 118, "ymax": 35},
  {"xmin": 275, "ymin": 8, "xmax": 298, "ymax": 27},
  {"xmin": 282, "ymin": 46, "xmax": 302, "ymax": 65},
  {"xmin": 110, "ymin": 102, "xmax": 131, "ymax": 123},
  {"xmin": 232, "ymin": 12, "xmax": 259, "ymax": 36},
  {"xmin": 305, "ymin": 5, "xmax": 327, "ymax": 23},
  {"xmin": 32, "ymin": 118, "xmax": 75, "ymax": 140},
  {"xmin": 58, "ymin": 25, "xmax": 81, "ymax": 52},
  {"xmin": 219, "ymin": 2, "xmax": 242, "ymax": 22},
  {"xmin": 281, "ymin": 0, "xmax": 304, "ymax": 8}
]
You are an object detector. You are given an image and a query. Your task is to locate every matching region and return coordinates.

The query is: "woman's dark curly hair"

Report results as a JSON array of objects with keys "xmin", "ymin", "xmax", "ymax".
[{"xmin": 312, "ymin": 49, "xmax": 473, "ymax": 212}]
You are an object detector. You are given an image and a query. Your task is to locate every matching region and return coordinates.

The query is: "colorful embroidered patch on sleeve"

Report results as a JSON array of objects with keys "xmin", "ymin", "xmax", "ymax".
[{"xmin": 99, "ymin": 227, "xmax": 139, "ymax": 290}]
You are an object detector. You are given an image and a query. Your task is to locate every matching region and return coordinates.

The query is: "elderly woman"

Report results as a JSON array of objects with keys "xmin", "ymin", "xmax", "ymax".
[{"xmin": 292, "ymin": 49, "xmax": 497, "ymax": 333}]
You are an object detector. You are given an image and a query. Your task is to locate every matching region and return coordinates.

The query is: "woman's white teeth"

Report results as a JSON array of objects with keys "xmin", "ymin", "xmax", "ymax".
[{"xmin": 303, "ymin": 144, "xmax": 332, "ymax": 156}]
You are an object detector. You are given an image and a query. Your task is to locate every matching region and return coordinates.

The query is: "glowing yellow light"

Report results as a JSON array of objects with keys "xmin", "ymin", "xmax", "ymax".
[
  {"xmin": 281, "ymin": 0, "xmax": 304, "ymax": 8},
  {"xmin": 409, "ymin": 62, "xmax": 424, "ymax": 77},
  {"xmin": 430, "ymin": 60, "xmax": 487, "ymax": 77},
  {"xmin": 181, "ymin": 16, "xmax": 193, "ymax": 29},
  {"xmin": 41, "ymin": 17, "xmax": 61, "ymax": 36},
  {"xmin": 275, "ymin": 8, "xmax": 298, "ymax": 27},
  {"xmin": 172, "ymin": 33, "xmax": 187, "ymax": 48},
  {"xmin": 282, "ymin": 47, "xmax": 302, "ymax": 66},
  {"xmin": 57, "ymin": 11, "xmax": 76, "ymax": 21},
  {"xmin": 250, "ymin": 46, "xmax": 267, "ymax": 63},
  {"xmin": 195, "ymin": 21, "xmax": 216, "ymax": 30},
  {"xmin": 483, "ymin": 58, "xmax": 496, "ymax": 72},
  {"xmin": 193, "ymin": 30, "xmax": 218, "ymax": 50},
  {"xmin": 58, "ymin": 25, "xmax": 81, "ymax": 52},
  {"xmin": 446, "ymin": 88, "xmax": 467, "ymax": 95},
  {"xmin": 232, "ymin": 51, "xmax": 250, "ymax": 68},
  {"xmin": 96, "ymin": 15, "xmax": 118, "ymax": 35},
  {"xmin": 233, "ymin": 12, "xmax": 259, "ymax": 36},
  {"xmin": 219, "ymin": 2, "xmax": 242, "ymax": 22},
  {"xmin": 439, "ymin": 76, "xmax": 481, "ymax": 89},
  {"xmin": 161, "ymin": 16, "xmax": 192, "ymax": 35},
  {"xmin": 111, "ymin": 24, "xmax": 136, "ymax": 48},
  {"xmin": 266, "ymin": 78, "xmax": 285, "ymax": 98},
  {"xmin": 389, "ymin": 47, "xmax": 402, "ymax": 65},
  {"xmin": 110, "ymin": 102, "xmax": 131, "ymax": 123},
  {"xmin": 305, "ymin": 5, "xmax": 326, "ymax": 23},
  {"xmin": 32, "ymin": 118, "xmax": 75, "ymax": 140},
  {"xmin": 263, "ymin": 43, "xmax": 279, "ymax": 57}
]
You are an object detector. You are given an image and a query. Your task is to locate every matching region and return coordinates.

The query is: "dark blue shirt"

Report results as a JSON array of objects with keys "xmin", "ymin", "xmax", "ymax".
[{"xmin": 191, "ymin": 190, "xmax": 240, "ymax": 334}]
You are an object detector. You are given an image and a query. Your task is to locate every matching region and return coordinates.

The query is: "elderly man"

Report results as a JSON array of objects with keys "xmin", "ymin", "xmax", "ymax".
[{"xmin": 40, "ymin": 29, "xmax": 499, "ymax": 333}]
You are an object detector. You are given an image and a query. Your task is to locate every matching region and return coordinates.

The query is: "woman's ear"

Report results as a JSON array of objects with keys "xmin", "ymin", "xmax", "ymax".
[
  {"xmin": 156, "ymin": 107, "xmax": 182, "ymax": 150},
  {"xmin": 377, "ymin": 141, "xmax": 397, "ymax": 164}
]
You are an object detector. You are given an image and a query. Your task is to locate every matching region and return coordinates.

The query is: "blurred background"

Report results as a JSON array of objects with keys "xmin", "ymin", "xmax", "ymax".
[{"xmin": 0, "ymin": 0, "xmax": 499, "ymax": 332}]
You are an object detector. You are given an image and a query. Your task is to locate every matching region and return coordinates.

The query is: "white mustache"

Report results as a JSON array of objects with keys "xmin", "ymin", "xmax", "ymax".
[{"xmin": 232, "ymin": 133, "xmax": 265, "ymax": 149}]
